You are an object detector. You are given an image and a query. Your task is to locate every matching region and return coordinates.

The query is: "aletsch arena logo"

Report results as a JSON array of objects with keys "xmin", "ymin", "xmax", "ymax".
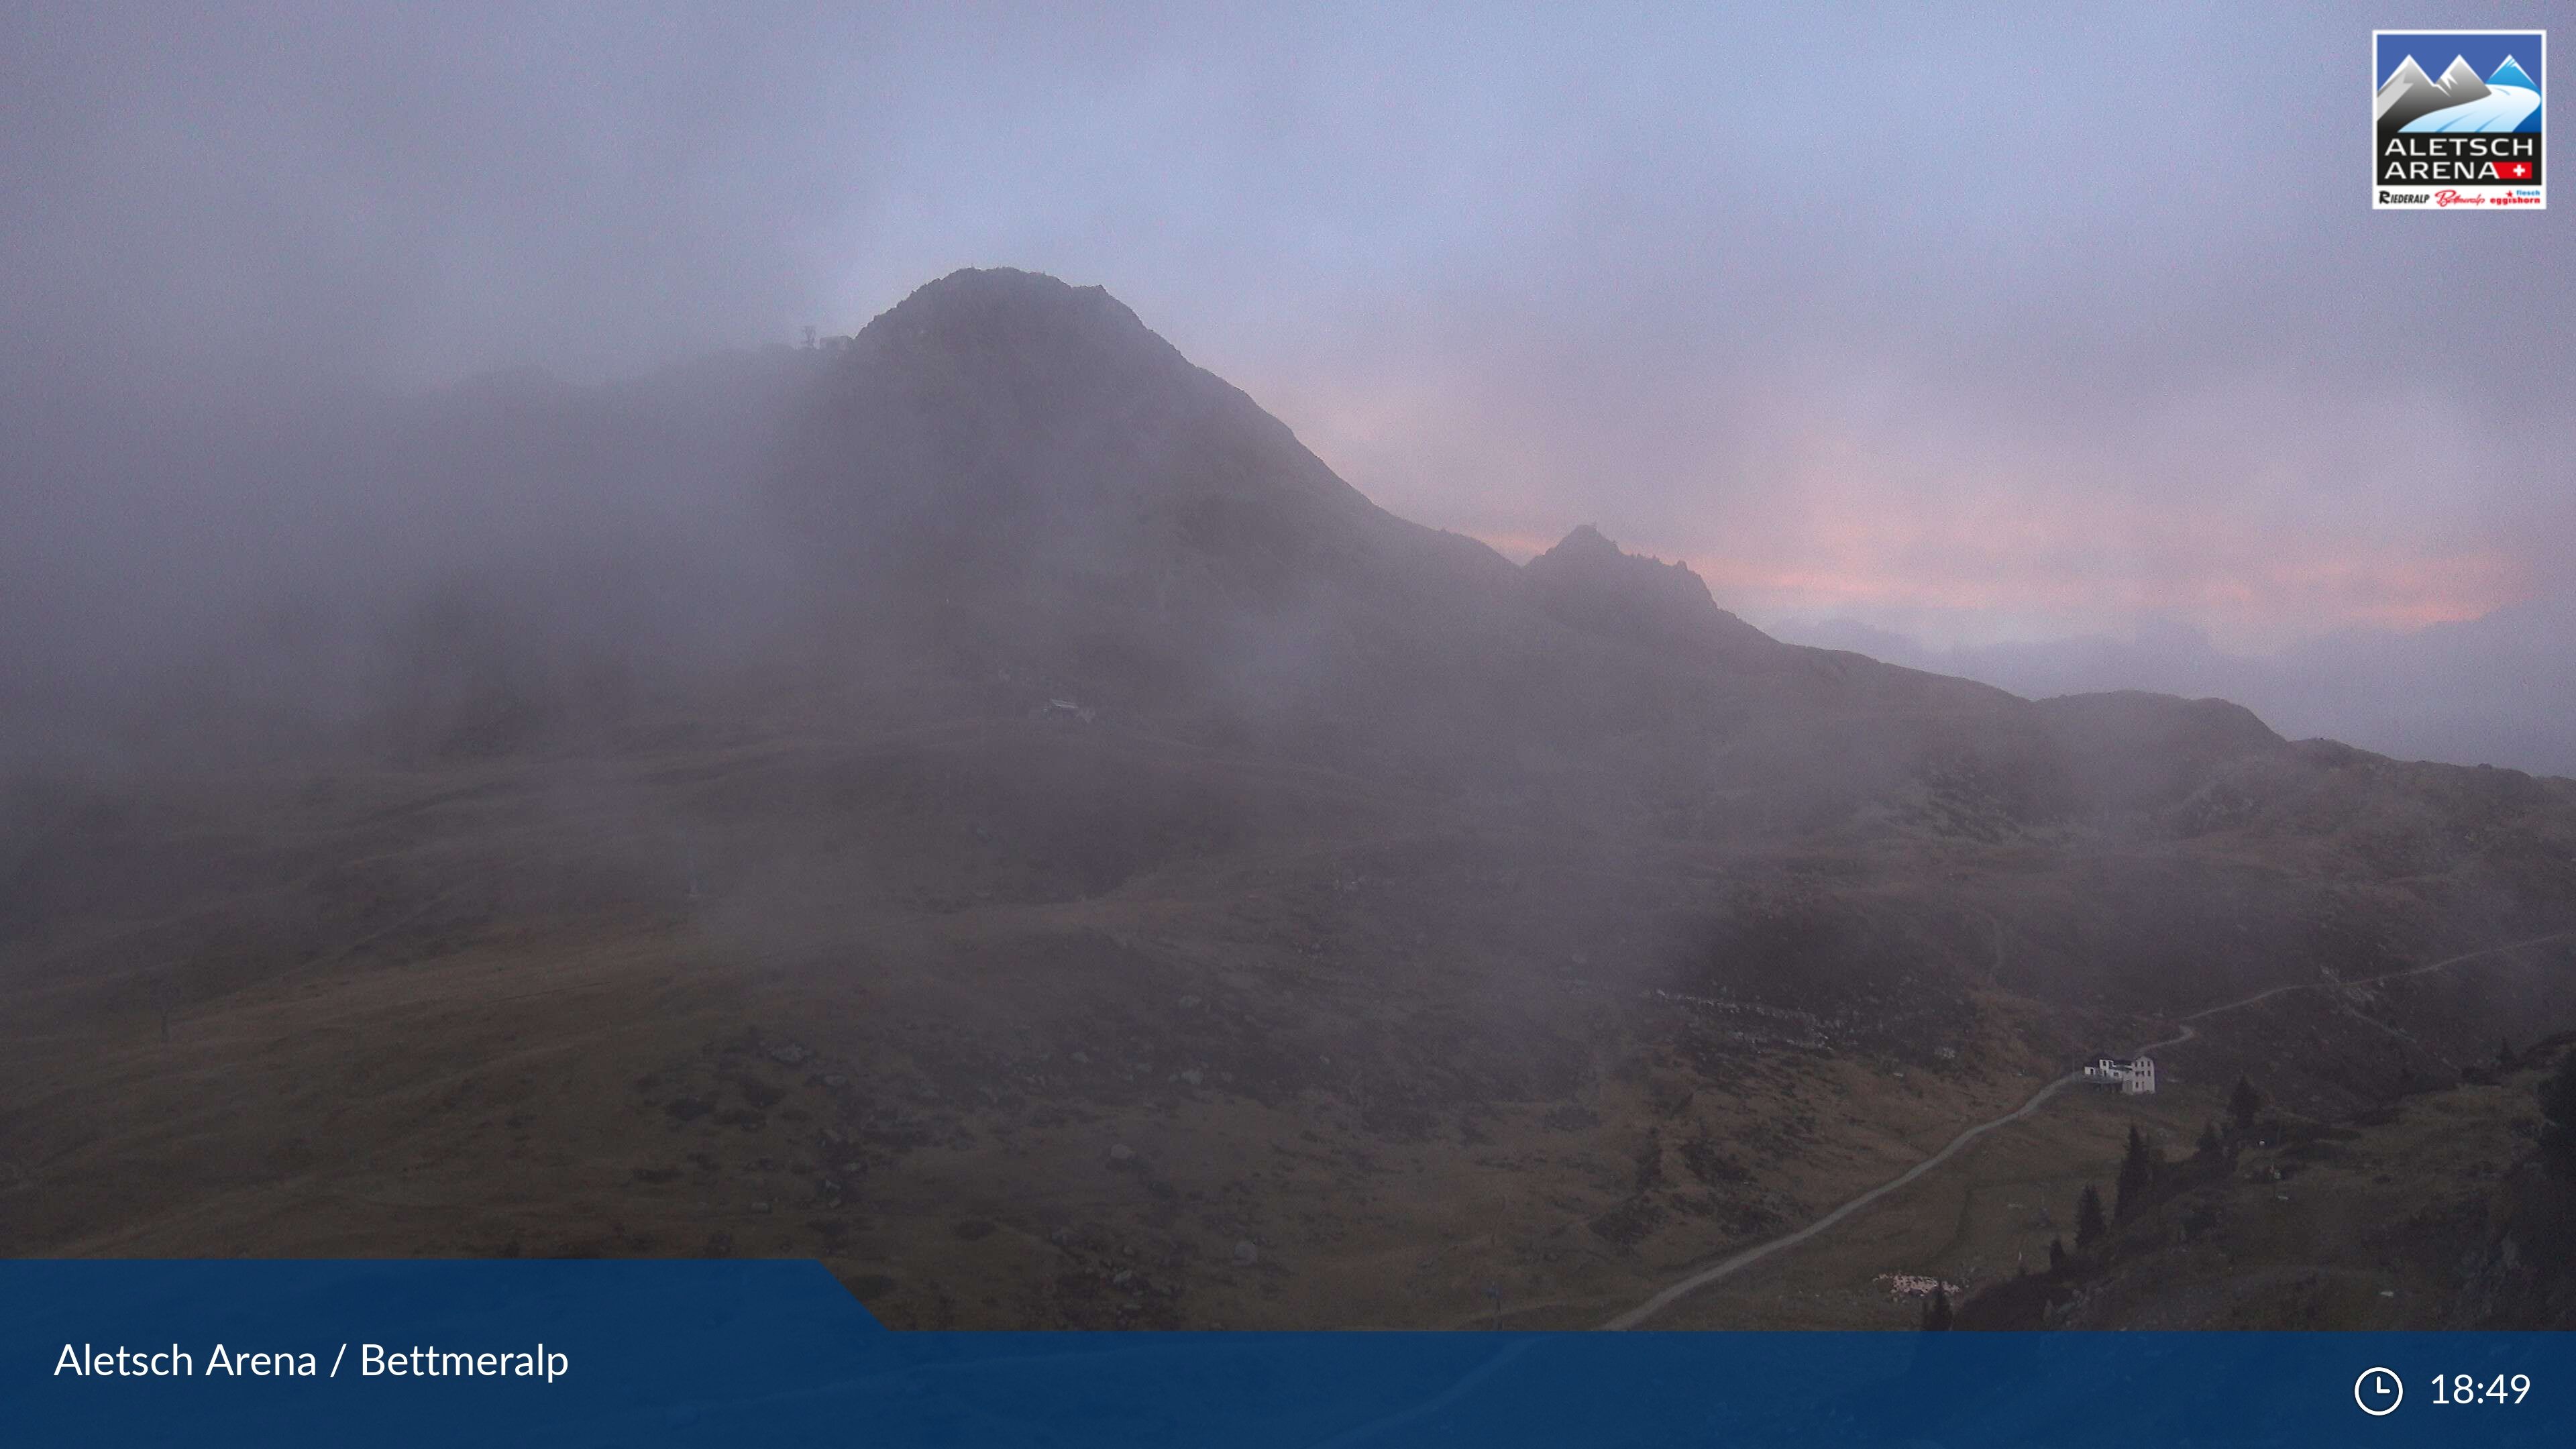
[{"xmin": 2374, "ymin": 30, "xmax": 2545, "ymax": 209}]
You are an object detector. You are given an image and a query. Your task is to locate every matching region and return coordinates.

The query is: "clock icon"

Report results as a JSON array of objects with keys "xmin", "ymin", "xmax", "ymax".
[{"xmin": 2355, "ymin": 1366, "xmax": 2404, "ymax": 1416}]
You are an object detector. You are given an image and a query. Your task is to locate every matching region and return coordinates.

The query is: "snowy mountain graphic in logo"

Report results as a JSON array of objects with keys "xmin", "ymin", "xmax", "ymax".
[
  {"xmin": 2376, "ymin": 51, "xmax": 2542, "ymax": 136},
  {"xmin": 2372, "ymin": 29, "xmax": 2546, "ymax": 208}
]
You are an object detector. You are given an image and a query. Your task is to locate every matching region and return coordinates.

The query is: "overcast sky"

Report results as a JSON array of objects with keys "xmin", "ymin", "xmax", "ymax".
[{"xmin": 6, "ymin": 3, "xmax": 2571, "ymax": 753}]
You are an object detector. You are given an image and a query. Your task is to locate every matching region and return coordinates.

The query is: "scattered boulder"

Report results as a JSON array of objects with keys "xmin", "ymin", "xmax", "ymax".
[{"xmin": 1232, "ymin": 1240, "xmax": 1259, "ymax": 1267}]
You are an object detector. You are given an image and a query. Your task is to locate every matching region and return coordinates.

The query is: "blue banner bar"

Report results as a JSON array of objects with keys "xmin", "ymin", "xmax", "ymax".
[{"xmin": 5, "ymin": 1260, "xmax": 2567, "ymax": 1445}]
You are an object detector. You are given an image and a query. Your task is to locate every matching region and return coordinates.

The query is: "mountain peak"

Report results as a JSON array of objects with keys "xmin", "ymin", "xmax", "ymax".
[
  {"xmin": 778, "ymin": 266, "xmax": 1401, "ymax": 633},
  {"xmin": 857, "ymin": 268, "xmax": 1173, "ymax": 368},
  {"xmin": 2436, "ymin": 55, "xmax": 2490, "ymax": 101},
  {"xmin": 885, "ymin": 265, "xmax": 1123, "ymax": 315},
  {"xmin": 1550, "ymin": 523, "xmax": 1623, "ymax": 559},
  {"xmin": 2491, "ymin": 55, "xmax": 2537, "ymax": 90},
  {"xmin": 2377, "ymin": 52, "xmax": 2483, "ymax": 129},
  {"xmin": 1524, "ymin": 527, "xmax": 1778, "ymax": 663}
]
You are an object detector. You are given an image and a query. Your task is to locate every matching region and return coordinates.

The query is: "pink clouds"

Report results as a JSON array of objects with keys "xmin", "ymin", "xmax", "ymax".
[{"xmin": 1298, "ymin": 353, "xmax": 2557, "ymax": 654}]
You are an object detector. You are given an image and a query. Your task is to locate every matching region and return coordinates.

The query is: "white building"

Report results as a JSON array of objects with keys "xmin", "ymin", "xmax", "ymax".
[{"xmin": 2082, "ymin": 1055, "xmax": 2156, "ymax": 1094}]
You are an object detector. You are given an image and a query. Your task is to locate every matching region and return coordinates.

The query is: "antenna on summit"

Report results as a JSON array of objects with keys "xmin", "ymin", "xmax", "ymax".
[{"xmin": 802, "ymin": 325, "xmax": 818, "ymax": 350}]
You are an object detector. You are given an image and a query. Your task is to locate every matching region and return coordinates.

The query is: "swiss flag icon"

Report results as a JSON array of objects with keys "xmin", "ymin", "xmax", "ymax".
[{"xmin": 2497, "ymin": 159, "xmax": 2535, "ymax": 180}]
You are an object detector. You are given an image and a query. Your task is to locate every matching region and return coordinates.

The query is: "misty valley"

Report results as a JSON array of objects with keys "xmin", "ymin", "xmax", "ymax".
[{"xmin": 6, "ymin": 269, "xmax": 2576, "ymax": 1332}]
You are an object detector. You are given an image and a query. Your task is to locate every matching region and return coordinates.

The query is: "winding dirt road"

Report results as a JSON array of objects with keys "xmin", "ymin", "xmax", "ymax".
[{"xmin": 1601, "ymin": 928, "xmax": 2574, "ymax": 1329}]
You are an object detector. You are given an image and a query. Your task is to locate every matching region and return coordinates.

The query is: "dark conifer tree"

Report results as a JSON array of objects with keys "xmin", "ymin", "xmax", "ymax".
[
  {"xmin": 2047, "ymin": 1236, "xmax": 2068, "ymax": 1273},
  {"xmin": 2229, "ymin": 1075, "xmax": 2263, "ymax": 1132},
  {"xmin": 2115, "ymin": 1124, "xmax": 2157, "ymax": 1221},
  {"xmin": 1922, "ymin": 1287, "xmax": 1953, "ymax": 1332},
  {"xmin": 2076, "ymin": 1185, "xmax": 2107, "ymax": 1251}
]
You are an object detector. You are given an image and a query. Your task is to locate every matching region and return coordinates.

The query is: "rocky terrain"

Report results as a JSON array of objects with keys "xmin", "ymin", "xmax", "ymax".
[{"xmin": 4, "ymin": 268, "xmax": 2574, "ymax": 1328}]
